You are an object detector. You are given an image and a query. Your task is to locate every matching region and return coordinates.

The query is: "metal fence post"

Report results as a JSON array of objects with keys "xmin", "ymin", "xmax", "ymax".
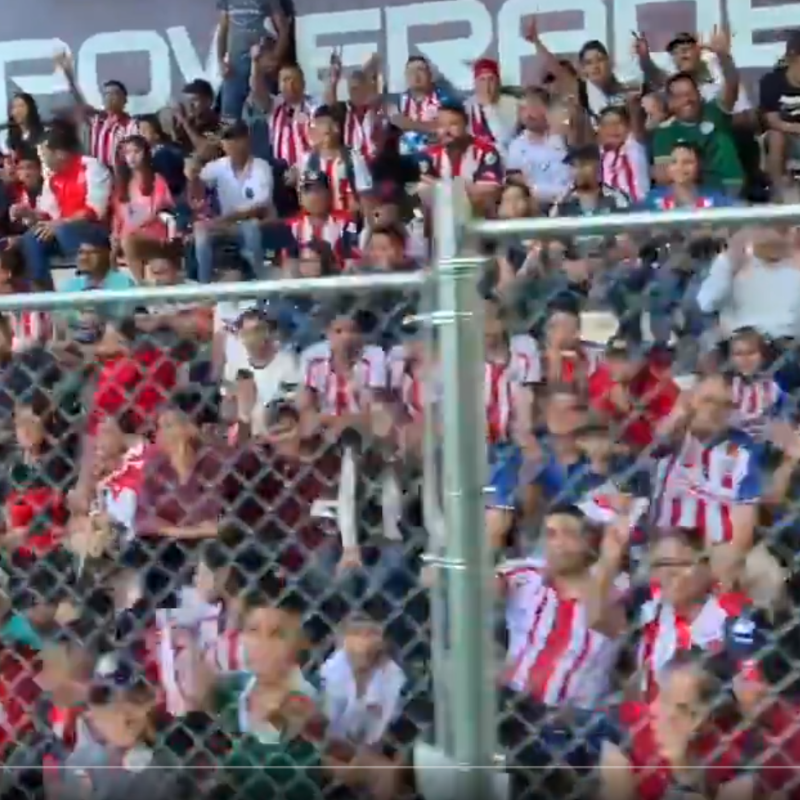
[{"xmin": 434, "ymin": 180, "xmax": 497, "ymax": 793}]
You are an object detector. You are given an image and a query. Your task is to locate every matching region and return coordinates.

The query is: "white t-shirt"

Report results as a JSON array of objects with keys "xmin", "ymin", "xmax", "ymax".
[
  {"xmin": 199, "ymin": 156, "xmax": 274, "ymax": 216},
  {"xmin": 506, "ymin": 132, "xmax": 571, "ymax": 203}
]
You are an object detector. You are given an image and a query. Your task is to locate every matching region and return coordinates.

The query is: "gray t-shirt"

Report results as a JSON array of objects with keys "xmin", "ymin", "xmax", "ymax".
[{"xmin": 218, "ymin": 0, "xmax": 273, "ymax": 58}]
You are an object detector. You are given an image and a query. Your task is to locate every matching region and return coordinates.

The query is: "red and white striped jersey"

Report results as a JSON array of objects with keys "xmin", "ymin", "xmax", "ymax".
[
  {"xmin": 464, "ymin": 95, "xmax": 518, "ymax": 152},
  {"xmin": 399, "ymin": 91, "xmax": 442, "ymax": 124},
  {"xmin": 342, "ymin": 103, "xmax": 383, "ymax": 160},
  {"xmin": 637, "ymin": 586, "xmax": 747, "ymax": 701},
  {"xmin": 286, "ymin": 210, "xmax": 358, "ymax": 262},
  {"xmin": 89, "ymin": 112, "xmax": 139, "ymax": 168},
  {"xmin": 387, "ymin": 344, "xmax": 439, "ymax": 420},
  {"xmin": 652, "ymin": 429, "xmax": 762, "ymax": 545},
  {"xmin": 420, "ymin": 138, "xmax": 503, "ymax": 184},
  {"xmin": 301, "ymin": 340, "xmax": 387, "ymax": 416},
  {"xmin": 485, "ymin": 334, "xmax": 541, "ymax": 444},
  {"xmin": 9, "ymin": 310, "xmax": 52, "ymax": 352},
  {"xmin": 499, "ymin": 558, "xmax": 623, "ymax": 708},
  {"xmin": 298, "ymin": 148, "xmax": 372, "ymax": 212},
  {"xmin": 600, "ymin": 136, "xmax": 649, "ymax": 203},
  {"xmin": 270, "ymin": 96, "xmax": 314, "ymax": 167},
  {"xmin": 731, "ymin": 374, "xmax": 787, "ymax": 437},
  {"xmin": 96, "ymin": 442, "xmax": 146, "ymax": 537}
]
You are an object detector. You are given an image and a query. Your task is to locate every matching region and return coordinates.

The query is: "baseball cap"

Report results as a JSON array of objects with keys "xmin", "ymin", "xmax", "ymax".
[{"xmin": 666, "ymin": 32, "xmax": 698, "ymax": 52}]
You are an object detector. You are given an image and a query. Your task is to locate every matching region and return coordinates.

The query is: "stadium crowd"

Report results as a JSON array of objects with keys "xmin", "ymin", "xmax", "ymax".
[{"xmin": 3, "ymin": 3, "xmax": 800, "ymax": 799}]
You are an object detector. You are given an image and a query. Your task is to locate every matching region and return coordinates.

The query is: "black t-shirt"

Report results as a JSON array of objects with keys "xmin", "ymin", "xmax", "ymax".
[
  {"xmin": 759, "ymin": 67, "xmax": 800, "ymax": 123},
  {"xmin": 175, "ymin": 111, "xmax": 222, "ymax": 156}
]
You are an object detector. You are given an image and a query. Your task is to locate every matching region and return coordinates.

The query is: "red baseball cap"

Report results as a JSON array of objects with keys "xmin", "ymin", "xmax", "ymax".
[{"xmin": 473, "ymin": 58, "xmax": 500, "ymax": 79}]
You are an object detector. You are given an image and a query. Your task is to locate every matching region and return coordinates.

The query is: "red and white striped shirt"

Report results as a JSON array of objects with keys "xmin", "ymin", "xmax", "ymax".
[
  {"xmin": 9, "ymin": 310, "xmax": 52, "ymax": 352},
  {"xmin": 287, "ymin": 210, "xmax": 358, "ymax": 263},
  {"xmin": 400, "ymin": 91, "xmax": 441, "ymax": 124},
  {"xmin": 600, "ymin": 136, "xmax": 650, "ymax": 203},
  {"xmin": 301, "ymin": 340, "xmax": 387, "ymax": 416},
  {"xmin": 500, "ymin": 559, "xmax": 622, "ymax": 708},
  {"xmin": 485, "ymin": 334, "xmax": 541, "ymax": 444},
  {"xmin": 298, "ymin": 148, "xmax": 372, "ymax": 212},
  {"xmin": 270, "ymin": 96, "xmax": 314, "ymax": 167},
  {"xmin": 342, "ymin": 103, "xmax": 382, "ymax": 160},
  {"xmin": 422, "ymin": 138, "xmax": 503, "ymax": 184},
  {"xmin": 637, "ymin": 586, "xmax": 747, "ymax": 700},
  {"xmin": 731, "ymin": 374, "xmax": 785, "ymax": 437},
  {"xmin": 388, "ymin": 344, "xmax": 429, "ymax": 420},
  {"xmin": 652, "ymin": 430, "xmax": 761, "ymax": 545},
  {"xmin": 96, "ymin": 441, "xmax": 146, "ymax": 537},
  {"xmin": 89, "ymin": 112, "xmax": 139, "ymax": 168}
]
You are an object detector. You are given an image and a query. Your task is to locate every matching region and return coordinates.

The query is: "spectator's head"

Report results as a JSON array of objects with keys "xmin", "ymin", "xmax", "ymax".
[
  {"xmin": 564, "ymin": 143, "xmax": 601, "ymax": 190},
  {"xmin": 297, "ymin": 240, "xmax": 337, "ymax": 279},
  {"xmin": 76, "ymin": 230, "xmax": 112, "ymax": 278},
  {"xmin": 156, "ymin": 394, "xmax": 204, "ymax": 454},
  {"xmin": 95, "ymin": 317, "xmax": 138, "ymax": 360},
  {"xmin": 785, "ymin": 31, "xmax": 800, "ymax": 72},
  {"xmin": 143, "ymin": 241, "xmax": 182, "ymax": 286},
  {"xmin": 436, "ymin": 102, "xmax": 469, "ymax": 147},
  {"xmin": 220, "ymin": 119, "xmax": 251, "ymax": 161},
  {"xmin": 326, "ymin": 303, "xmax": 366, "ymax": 359},
  {"xmin": 309, "ymin": 105, "xmax": 341, "ymax": 149},
  {"xmin": 597, "ymin": 106, "xmax": 630, "ymax": 150},
  {"xmin": 498, "ymin": 182, "xmax": 533, "ymax": 219},
  {"xmin": 14, "ymin": 389, "xmax": 53, "ymax": 453},
  {"xmin": 575, "ymin": 420, "xmax": 614, "ymax": 464},
  {"xmin": 102, "ymin": 79, "xmax": 128, "ymax": 115},
  {"xmin": 197, "ymin": 526, "xmax": 267, "ymax": 603},
  {"xmin": 364, "ymin": 225, "xmax": 407, "ymax": 270},
  {"xmin": 15, "ymin": 144, "xmax": 42, "ymax": 189},
  {"xmin": 665, "ymin": 72, "xmax": 702, "ymax": 122},
  {"xmin": 650, "ymin": 528, "xmax": 712, "ymax": 609},
  {"xmin": 95, "ymin": 412, "xmax": 141, "ymax": 465},
  {"xmin": 668, "ymin": 141, "xmax": 701, "ymax": 187},
  {"xmin": 473, "ymin": 58, "xmax": 501, "ymax": 101},
  {"xmin": 8, "ymin": 91, "xmax": 41, "ymax": 130},
  {"xmin": 299, "ymin": 171, "xmax": 333, "ymax": 216},
  {"xmin": 729, "ymin": 328, "xmax": 767, "ymax": 377},
  {"xmin": 543, "ymin": 505, "xmax": 594, "ymax": 576},
  {"xmin": 579, "ymin": 39, "xmax": 613, "ymax": 85},
  {"xmin": 238, "ymin": 307, "xmax": 279, "ymax": 358},
  {"xmin": 544, "ymin": 385, "xmax": 587, "ymax": 437},
  {"xmin": 240, "ymin": 590, "xmax": 305, "ymax": 684},
  {"xmin": 120, "ymin": 134, "xmax": 151, "ymax": 172},
  {"xmin": 41, "ymin": 125, "xmax": 81, "ymax": 172},
  {"xmin": 341, "ymin": 612, "xmax": 385, "ymax": 671},
  {"xmin": 278, "ymin": 64, "xmax": 305, "ymax": 103},
  {"xmin": 138, "ymin": 114, "xmax": 169, "ymax": 146},
  {"xmin": 347, "ymin": 68, "xmax": 375, "ymax": 107},
  {"xmin": 604, "ymin": 337, "xmax": 645, "ymax": 384},
  {"xmin": 405, "ymin": 55, "xmax": 433, "ymax": 93},
  {"xmin": 182, "ymin": 79, "xmax": 215, "ymax": 117},
  {"xmin": 264, "ymin": 398, "xmax": 301, "ymax": 442},
  {"xmin": 544, "ymin": 302, "xmax": 581, "ymax": 352},
  {"xmin": 655, "ymin": 649, "xmax": 724, "ymax": 743},
  {"xmin": 519, "ymin": 87, "xmax": 550, "ymax": 134},
  {"xmin": 687, "ymin": 373, "xmax": 733, "ymax": 438},
  {"xmin": 0, "ymin": 314, "xmax": 13, "ymax": 358},
  {"xmin": 666, "ymin": 32, "xmax": 701, "ymax": 74}
]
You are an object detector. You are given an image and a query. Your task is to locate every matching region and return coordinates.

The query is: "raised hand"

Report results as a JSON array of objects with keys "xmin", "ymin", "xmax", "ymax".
[
  {"xmin": 523, "ymin": 17, "xmax": 541, "ymax": 44},
  {"xmin": 329, "ymin": 45, "xmax": 343, "ymax": 83},
  {"xmin": 700, "ymin": 24, "xmax": 732, "ymax": 56},
  {"xmin": 631, "ymin": 31, "xmax": 650, "ymax": 59},
  {"xmin": 53, "ymin": 50, "xmax": 74, "ymax": 74}
]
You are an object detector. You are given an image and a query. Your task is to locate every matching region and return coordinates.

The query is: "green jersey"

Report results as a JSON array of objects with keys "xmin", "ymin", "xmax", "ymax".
[
  {"xmin": 211, "ymin": 671, "xmax": 322, "ymax": 800},
  {"xmin": 651, "ymin": 101, "xmax": 743, "ymax": 189}
]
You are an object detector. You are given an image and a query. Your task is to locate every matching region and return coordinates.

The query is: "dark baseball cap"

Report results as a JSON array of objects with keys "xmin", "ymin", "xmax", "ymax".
[{"xmin": 666, "ymin": 32, "xmax": 698, "ymax": 52}]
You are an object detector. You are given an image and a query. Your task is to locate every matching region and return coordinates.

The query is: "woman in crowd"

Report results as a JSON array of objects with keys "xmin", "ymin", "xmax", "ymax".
[
  {"xmin": 3, "ymin": 92, "xmax": 44, "ymax": 156},
  {"xmin": 113, "ymin": 135, "xmax": 175, "ymax": 281},
  {"xmin": 138, "ymin": 114, "xmax": 186, "ymax": 198}
]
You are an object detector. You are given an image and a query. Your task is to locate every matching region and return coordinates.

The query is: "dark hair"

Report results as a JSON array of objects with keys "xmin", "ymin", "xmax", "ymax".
[
  {"xmin": 116, "ymin": 135, "xmax": 155, "ymax": 203},
  {"xmin": 730, "ymin": 326, "xmax": 767, "ymax": 352},
  {"xmin": 6, "ymin": 92, "xmax": 44, "ymax": 153},
  {"xmin": 578, "ymin": 39, "xmax": 609, "ymax": 61},
  {"xmin": 598, "ymin": 104, "xmax": 630, "ymax": 124},
  {"xmin": 439, "ymin": 102, "xmax": 467, "ymax": 120},
  {"xmin": 103, "ymin": 80, "xmax": 128, "ymax": 96},
  {"xmin": 45, "ymin": 124, "xmax": 81, "ymax": 154},
  {"xmin": 14, "ymin": 143, "xmax": 41, "ymax": 165},
  {"xmin": 666, "ymin": 71, "xmax": 699, "ymax": 93},
  {"xmin": 138, "ymin": 114, "xmax": 170, "ymax": 143},
  {"xmin": 523, "ymin": 86, "xmax": 551, "ymax": 105},
  {"xmin": 299, "ymin": 239, "xmax": 337, "ymax": 276},
  {"xmin": 406, "ymin": 55, "xmax": 429, "ymax": 68},
  {"xmin": 546, "ymin": 503, "xmax": 586, "ymax": 523},
  {"xmin": 671, "ymin": 139, "xmax": 702, "ymax": 157},
  {"xmin": 662, "ymin": 648, "xmax": 723, "ymax": 705},
  {"xmin": 368, "ymin": 223, "xmax": 406, "ymax": 248}
]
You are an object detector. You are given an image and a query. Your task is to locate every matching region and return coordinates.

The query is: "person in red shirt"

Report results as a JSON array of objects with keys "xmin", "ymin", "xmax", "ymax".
[
  {"xmin": 588, "ymin": 337, "xmax": 679, "ymax": 449},
  {"xmin": 16, "ymin": 126, "xmax": 111, "ymax": 288}
]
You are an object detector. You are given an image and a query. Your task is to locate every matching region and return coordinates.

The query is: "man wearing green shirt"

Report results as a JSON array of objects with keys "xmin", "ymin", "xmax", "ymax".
[{"xmin": 651, "ymin": 27, "xmax": 744, "ymax": 193}]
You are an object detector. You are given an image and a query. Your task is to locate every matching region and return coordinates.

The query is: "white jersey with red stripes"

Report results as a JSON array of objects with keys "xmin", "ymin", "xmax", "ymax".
[
  {"xmin": 485, "ymin": 334, "xmax": 541, "ymax": 444},
  {"xmin": 270, "ymin": 96, "xmax": 314, "ymax": 167},
  {"xmin": 637, "ymin": 585, "xmax": 748, "ymax": 700},
  {"xmin": 301, "ymin": 340, "xmax": 387, "ymax": 416},
  {"xmin": 342, "ymin": 103, "xmax": 383, "ymax": 160},
  {"xmin": 731, "ymin": 374, "xmax": 787, "ymax": 438},
  {"xmin": 464, "ymin": 94, "xmax": 518, "ymax": 153},
  {"xmin": 600, "ymin": 135, "xmax": 650, "ymax": 203},
  {"xmin": 652, "ymin": 429, "xmax": 761, "ymax": 545},
  {"xmin": 89, "ymin": 112, "xmax": 139, "ymax": 168},
  {"xmin": 422, "ymin": 138, "xmax": 503, "ymax": 184},
  {"xmin": 96, "ymin": 441, "xmax": 146, "ymax": 538},
  {"xmin": 288, "ymin": 210, "xmax": 357, "ymax": 254},
  {"xmin": 499, "ymin": 558, "xmax": 624, "ymax": 709},
  {"xmin": 298, "ymin": 148, "xmax": 372, "ymax": 212},
  {"xmin": 9, "ymin": 310, "xmax": 52, "ymax": 352},
  {"xmin": 387, "ymin": 344, "xmax": 437, "ymax": 420}
]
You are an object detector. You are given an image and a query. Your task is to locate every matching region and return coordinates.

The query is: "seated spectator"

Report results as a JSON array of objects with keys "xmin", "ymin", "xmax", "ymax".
[
  {"xmin": 138, "ymin": 114, "xmax": 187, "ymax": 199},
  {"xmin": 540, "ymin": 301, "xmax": 602, "ymax": 387},
  {"xmin": 6, "ymin": 145, "xmax": 45, "ymax": 240},
  {"xmin": 17, "ymin": 126, "xmax": 112, "ymax": 288},
  {"xmin": 188, "ymin": 120, "xmax": 273, "ymax": 284},
  {"xmin": 360, "ymin": 225, "xmax": 416, "ymax": 272},
  {"xmin": 360, "ymin": 186, "xmax": 427, "ymax": 261},
  {"xmin": 390, "ymin": 55, "xmax": 448, "ymax": 155},
  {"xmin": 299, "ymin": 105, "xmax": 372, "ymax": 215},
  {"xmin": 112, "ymin": 135, "xmax": 174, "ymax": 281},
  {"xmin": 2, "ymin": 92, "xmax": 45, "ymax": 158}
]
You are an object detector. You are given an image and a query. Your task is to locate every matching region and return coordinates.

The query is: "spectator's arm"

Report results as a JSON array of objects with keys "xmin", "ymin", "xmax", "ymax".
[
  {"xmin": 598, "ymin": 741, "xmax": 635, "ymax": 800},
  {"xmin": 585, "ymin": 522, "xmax": 628, "ymax": 638},
  {"xmin": 696, "ymin": 251, "xmax": 735, "ymax": 313},
  {"xmin": 217, "ymin": 161, "xmax": 273, "ymax": 224},
  {"xmin": 53, "ymin": 53, "xmax": 97, "ymax": 116},
  {"xmin": 216, "ymin": 1, "xmax": 230, "ymax": 70},
  {"xmin": 716, "ymin": 776, "xmax": 755, "ymax": 800},
  {"xmin": 67, "ymin": 158, "xmax": 111, "ymax": 222},
  {"xmin": 715, "ymin": 49, "xmax": 742, "ymax": 115}
]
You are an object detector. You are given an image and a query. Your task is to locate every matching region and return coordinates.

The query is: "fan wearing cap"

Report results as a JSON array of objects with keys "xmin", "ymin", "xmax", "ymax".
[
  {"xmin": 464, "ymin": 58, "xmax": 519, "ymax": 155},
  {"xmin": 298, "ymin": 105, "xmax": 373, "ymax": 214},
  {"xmin": 185, "ymin": 119, "xmax": 273, "ymax": 284},
  {"xmin": 588, "ymin": 338, "xmax": 679, "ymax": 449},
  {"xmin": 417, "ymin": 101, "xmax": 503, "ymax": 213},
  {"xmin": 284, "ymin": 170, "xmax": 359, "ymax": 267},
  {"xmin": 17, "ymin": 126, "xmax": 112, "ymax": 288},
  {"xmin": 760, "ymin": 32, "xmax": 800, "ymax": 190}
]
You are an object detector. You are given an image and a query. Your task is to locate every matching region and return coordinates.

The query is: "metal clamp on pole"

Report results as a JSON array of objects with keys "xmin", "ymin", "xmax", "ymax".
[{"xmin": 434, "ymin": 179, "xmax": 498, "ymax": 798}]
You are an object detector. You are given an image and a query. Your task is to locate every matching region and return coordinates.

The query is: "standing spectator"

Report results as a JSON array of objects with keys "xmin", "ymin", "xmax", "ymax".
[
  {"xmin": 53, "ymin": 53, "xmax": 138, "ymax": 169},
  {"xmin": 3, "ymin": 92, "xmax": 44, "ymax": 157},
  {"xmin": 17, "ymin": 127, "xmax": 112, "ymax": 289},
  {"xmin": 299, "ymin": 106, "xmax": 372, "ymax": 215},
  {"xmin": 113, "ymin": 136, "xmax": 174, "ymax": 281},
  {"xmin": 464, "ymin": 58, "xmax": 519, "ymax": 155},
  {"xmin": 270, "ymin": 64, "xmax": 315, "ymax": 176},
  {"xmin": 391, "ymin": 56, "xmax": 447, "ymax": 154},
  {"xmin": 172, "ymin": 80, "xmax": 222, "ymax": 162},
  {"xmin": 188, "ymin": 120, "xmax": 273, "ymax": 283},
  {"xmin": 760, "ymin": 32, "xmax": 800, "ymax": 193},
  {"xmin": 596, "ymin": 105, "xmax": 650, "ymax": 203}
]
